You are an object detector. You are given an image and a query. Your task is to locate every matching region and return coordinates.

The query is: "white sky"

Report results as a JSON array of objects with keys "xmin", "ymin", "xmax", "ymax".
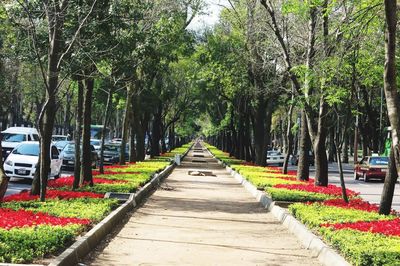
[{"xmin": 187, "ymin": 0, "xmax": 230, "ymax": 31}]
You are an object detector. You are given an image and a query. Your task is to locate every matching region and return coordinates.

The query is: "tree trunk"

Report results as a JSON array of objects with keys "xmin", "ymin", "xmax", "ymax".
[
  {"xmin": 99, "ymin": 89, "xmax": 113, "ymax": 174},
  {"xmin": 342, "ymin": 134, "xmax": 349, "ymax": 163},
  {"xmin": 120, "ymin": 87, "xmax": 132, "ymax": 165},
  {"xmin": 254, "ymin": 97, "xmax": 267, "ymax": 166},
  {"xmin": 297, "ymin": 110, "xmax": 310, "ymax": 181},
  {"xmin": 0, "ymin": 135, "xmax": 10, "ymax": 201},
  {"xmin": 283, "ymin": 93, "xmax": 295, "ymax": 174},
  {"xmin": 150, "ymin": 104, "xmax": 162, "ymax": 158},
  {"xmin": 73, "ymin": 79, "xmax": 84, "ymax": 189},
  {"xmin": 336, "ymin": 144, "xmax": 349, "ymax": 203},
  {"xmin": 380, "ymin": 0, "xmax": 400, "ymax": 215},
  {"xmin": 80, "ymin": 76, "xmax": 94, "ymax": 186}
]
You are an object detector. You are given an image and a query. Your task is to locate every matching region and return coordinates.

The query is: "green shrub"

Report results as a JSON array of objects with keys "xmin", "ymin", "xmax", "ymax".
[
  {"xmin": 243, "ymin": 175, "xmax": 301, "ymax": 189},
  {"xmin": 3, "ymin": 198, "xmax": 118, "ymax": 222},
  {"xmin": 266, "ymin": 187, "xmax": 335, "ymax": 202},
  {"xmin": 0, "ymin": 225, "xmax": 80, "ymax": 263},
  {"xmin": 320, "ymin": 228, "xmax": 400, "ymax": 266},
  {"xmin": 289, "ymin": 203, "xmax": 392, "ymax": 228}
]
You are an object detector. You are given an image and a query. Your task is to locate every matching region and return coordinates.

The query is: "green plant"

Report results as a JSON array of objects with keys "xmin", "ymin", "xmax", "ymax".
[
  {"xmin": 266, "ymin": 187, "xmax": 335, "ymax": 202},
  {"xmin": 320, "ymin": 228, "xmax": 400, "ymax": 266},
  {"xmin": 3, "ymin": 198, "xmax": 119, "ymax": 221},
  {"xmin": 0, "ymin": 225, "xmax": 80, "ymax": 263},
  {"xmin": 289, "ymin": 203, "xmax": 392, "ymax": 228}
]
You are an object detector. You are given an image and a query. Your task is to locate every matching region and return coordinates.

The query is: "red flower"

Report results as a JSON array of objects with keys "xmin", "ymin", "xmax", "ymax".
[
  {"xmin": 322, "ymin": 198, "xmax": 380, "ymax": 213},
  {"xmin": 0, "ymin": 208, "xmax": 90, "ymax": 230},
  {"xmin": 48, "ymin": 177, "xmax": 128, "ymax": 188},
  {"xmin": 3, "ymin": 190, "xmax": 103, "ymax": 202},
  {"xmin": 322, "ymin": 218, "xmax": 400, "ymax": 237},
  {"xmin": 92, "ymin": 171, "xmax": 140, "ymax": 176},
  {"xmin": 273, "ymin": 183, "xmax": 358, "ymax": 197}
]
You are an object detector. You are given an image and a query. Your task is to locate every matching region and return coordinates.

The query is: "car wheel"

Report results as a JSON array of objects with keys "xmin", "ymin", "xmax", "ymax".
[
  {"xmin": 363, "ymin": 173, "xmax": 369, "ymax": 182},
  {"xmin": 54, "ymin": 174, "xmax": 60, "ymax": 179},
  {"xmin": 279, "ymin": 163, "xmax": 283, "ymax": 167},
  {"xmin": 354, "ymin": 172, "xmax": 359, "ymax": 180}
]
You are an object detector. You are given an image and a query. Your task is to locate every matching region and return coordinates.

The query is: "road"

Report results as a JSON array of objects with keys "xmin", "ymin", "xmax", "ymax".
[
  {"xmin": 5, "ymin": 170, "xmax": 73, "ymax": 196},
  {"xmin": 5, "ymin": 164, "xmax": 400, "ymax": 211},
  {"xmin": 288, "ymin": 162, "xmax": 400, "ymax": 211}
]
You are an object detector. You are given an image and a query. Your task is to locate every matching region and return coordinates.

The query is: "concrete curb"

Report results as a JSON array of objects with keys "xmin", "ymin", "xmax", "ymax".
[
  {"xmin": 206, "ymin": 148, "xmax": 350, "ymax": 266},
  {"xmin": 49, "ymin": 147, "xmax": 193, "ymax": 266}
]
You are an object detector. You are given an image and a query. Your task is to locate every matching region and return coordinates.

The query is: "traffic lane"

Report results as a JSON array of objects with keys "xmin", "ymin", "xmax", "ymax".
[
  {"xmin": 292, "ymin": 162, "xmax": 400, "ymax": 211},
  {"xmin": 5, "ymin": 178, "xmax": 31, "ymax": 196},
  {"xmin": 5, "ymin": 169, "xmax": 74, "ymax": 197}
]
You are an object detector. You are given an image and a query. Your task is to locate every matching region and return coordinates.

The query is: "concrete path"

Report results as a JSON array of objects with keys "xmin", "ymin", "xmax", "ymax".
[{"xmin": 89, "ymin": 143, "xmax": 320, "ymax": 266}]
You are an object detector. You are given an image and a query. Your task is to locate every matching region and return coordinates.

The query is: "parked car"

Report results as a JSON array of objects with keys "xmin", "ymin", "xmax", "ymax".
[
  {"xmin": 90, "ymin": 139, "xmax": 101, "ymax": 151},
  {"xmin": 3, "ymin": 141, "xmax": 61, "ymax": 180},
  {"xmin": 110, "ymin": 138, "xmax": 122, "ymax": 144},
  {"xmin": 291, "ymin": 151, "xmax": 314, "ymax": 166},
  {"xmin": 101, "ymin": 144, "xmax": 129, "ymax": 165},
  {"xmin": 59, "ymin": 142, "xmax": 99, "ymax": 170},
  {"xmin": 266, "ymin": 150, "xmax": 285, "ymax": 166},
  {"xmin": 1, "ymin": 127, "xmax": 39, "ymax": 160},
  {"xmin": 54, "ymin": 140, "xmax": 69, "ymax": 153},
  {"xmin": 52, "ymin": 135, "xmax": 69, "ymax": 142},
  {"xmin": 354, "ymin": 156, "xmax": 389, "ymax": 182}
]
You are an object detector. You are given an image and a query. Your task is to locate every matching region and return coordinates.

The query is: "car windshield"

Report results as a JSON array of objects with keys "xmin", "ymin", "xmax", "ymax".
[
  {"xmin": 91, "ymin": 140, "xmax": 100, "ymax": 146},
  {"xmin": 52, "ymin": 136, "xmax": 67, "ymax": 141},
  {"xmin": 3, "ymin": 133, "xmax": 26, "ymax": 142},
  {"xmin": 63, "ymin": 144, "xmax": 75, "ymax": 153},
  {"xmin": 12, "ymin": 143, "xmax": 39, "ymax": 156},
  {"xmin": 104, "ymin": 145, "xmax": 119, "ymax": 152},
  {"xmin": 370, "ymin": 157, "xmax": 389, "ymax": 165},
  {"xmin": 55, "ymin": 141, "xmax": 69, "ymax": 149},
  {"xmin": 267, "ymin": 151, "xmax": 281, "ymax": 156}
]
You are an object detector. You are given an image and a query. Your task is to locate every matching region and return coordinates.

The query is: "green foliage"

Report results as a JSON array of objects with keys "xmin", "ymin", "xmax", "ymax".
[
  {"xmin": 266, "ymin": 188, "xmax": 335, "ymax": 202},
  {"xmin": 3, "ymin": 198, "xmax": 119, "ymax": 222},
  {"xmin": 320, "ymin": 229, "xmax": 400, "ymax": 266},
  {"xmin": 289, "ymin": 203, "xmax": 392, "ymax": 229},
  {"xmin": 0, "ymin": 225, "xmax": 80, "ymax": 263}
]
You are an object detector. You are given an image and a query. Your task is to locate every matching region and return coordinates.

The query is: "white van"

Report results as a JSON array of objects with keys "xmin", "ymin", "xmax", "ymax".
[{"xmin": 1, "ymin": 127, "xmax": 39, "ymax": 160}]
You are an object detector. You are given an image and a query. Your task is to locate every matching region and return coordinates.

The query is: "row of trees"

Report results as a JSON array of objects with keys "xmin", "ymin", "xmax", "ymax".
[
  {"xmin": 196, "ymin": 0, "xmax": 398, "ymax": 214},
  {"xmin": 0, "ymin": 0, "xmax": 203, "ymax": 201}
]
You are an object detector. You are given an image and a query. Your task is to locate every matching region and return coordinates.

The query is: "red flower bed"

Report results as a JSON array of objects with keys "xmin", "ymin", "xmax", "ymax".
[
  {"xmin": 0, "ymin": 208, "xmax": 90, "ymax": 230},
  {"xmin": 48, "ymin": 177, "xmax": 128, "ymax": 188},
  {"xmin": 104, "ymin": 165, "xmax": 130, "ymax": 169},
  {"xmin": 3, "ymin": 190, "xmax": 103, "ymax": 202},
  {"xmin": 287, "ymin": 170, "xmax": 297, "ymax": 176},
  {"xmin": 321, "ymin": 198, "xmax": 380, "ymax": 213},
  {"xmin": 273, "ymin": 183, "xmax": 358, "ymax": 197},
  {"xmin": 322, "ymin": 218, "xmax": 400, "ymax": 237},
  {"xmin": 92, "ymin": 171, "xmax": 141, "ymax": 176}
]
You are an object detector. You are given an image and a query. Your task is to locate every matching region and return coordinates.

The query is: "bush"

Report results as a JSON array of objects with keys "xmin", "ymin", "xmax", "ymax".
[
  {"xmin": 0, "ymin": 225, "xmax": 80, "ymax": 263},
  {"xmin": 3, "ymin": 198, "xmax": 119, "ymax": 222},
  {"xmin": 289, "ymin": 203, "xmax": 392, "ymax": 228},
  {"xmin": 320, "ymin": 228, "xmax": 400, "ymax": 266},
  {"xmin": 266, "ymin": 187, "xmax": 335, "ymax": 202}
]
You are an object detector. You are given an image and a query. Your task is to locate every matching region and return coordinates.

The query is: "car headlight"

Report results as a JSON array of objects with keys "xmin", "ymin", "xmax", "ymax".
[{"xmin": 5, "ymin": 160, "xmax": 13, "ymax": 166}]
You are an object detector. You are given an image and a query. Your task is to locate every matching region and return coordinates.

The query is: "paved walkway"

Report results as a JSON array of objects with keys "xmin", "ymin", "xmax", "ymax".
[{"xmin": 89, "ymin": 143, "xmax": 320, "ymax": 265}]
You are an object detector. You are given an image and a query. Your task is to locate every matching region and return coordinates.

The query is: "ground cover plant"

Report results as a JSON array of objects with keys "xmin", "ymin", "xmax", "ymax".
[
  {"xmin": 0, "ymin": 144, "xmax": 191, "ymax": 263},
  {"xmin": 206, "ymin": 143, "xmax": 400, "ymax": 265}
]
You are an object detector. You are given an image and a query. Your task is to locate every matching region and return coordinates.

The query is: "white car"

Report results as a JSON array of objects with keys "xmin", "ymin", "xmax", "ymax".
[
  {"xmin": 4, "ymin": 142, "xmax": 62, "ymax": 179},
  {"xmin": 1, "ymin": 127, "xmax": 39, "ymax": 160},
  {"xmin": 52, "ymin": 135, "xmax": 69, "ymax": 142},
  {"xmin": 266, "ymin": 150, "xmax": 285, "ymax": 166},
  {"xmin": 90, "ymin": 139, "xmax": 101, "ymax": 151}
]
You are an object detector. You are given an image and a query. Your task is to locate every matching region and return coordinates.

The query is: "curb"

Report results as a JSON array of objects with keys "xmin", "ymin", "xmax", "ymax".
[
  {"xmin": 207, "ymin": 149, "xmax": 350, "ymax": 266},
  {"xmin": 49, "ymin": 159, "xmax": 178, "ymax": 266}
]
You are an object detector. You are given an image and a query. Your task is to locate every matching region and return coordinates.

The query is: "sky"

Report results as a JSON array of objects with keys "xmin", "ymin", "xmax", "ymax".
[{"xmin": 187, "ymin": 0, "xmax": 230, "ymax": 31}]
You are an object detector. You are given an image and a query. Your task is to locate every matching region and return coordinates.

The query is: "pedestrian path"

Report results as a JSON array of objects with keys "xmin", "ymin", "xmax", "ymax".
[{"xmin": 90, "ymin": 142, "xmax": 320, "ymax": 265}]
